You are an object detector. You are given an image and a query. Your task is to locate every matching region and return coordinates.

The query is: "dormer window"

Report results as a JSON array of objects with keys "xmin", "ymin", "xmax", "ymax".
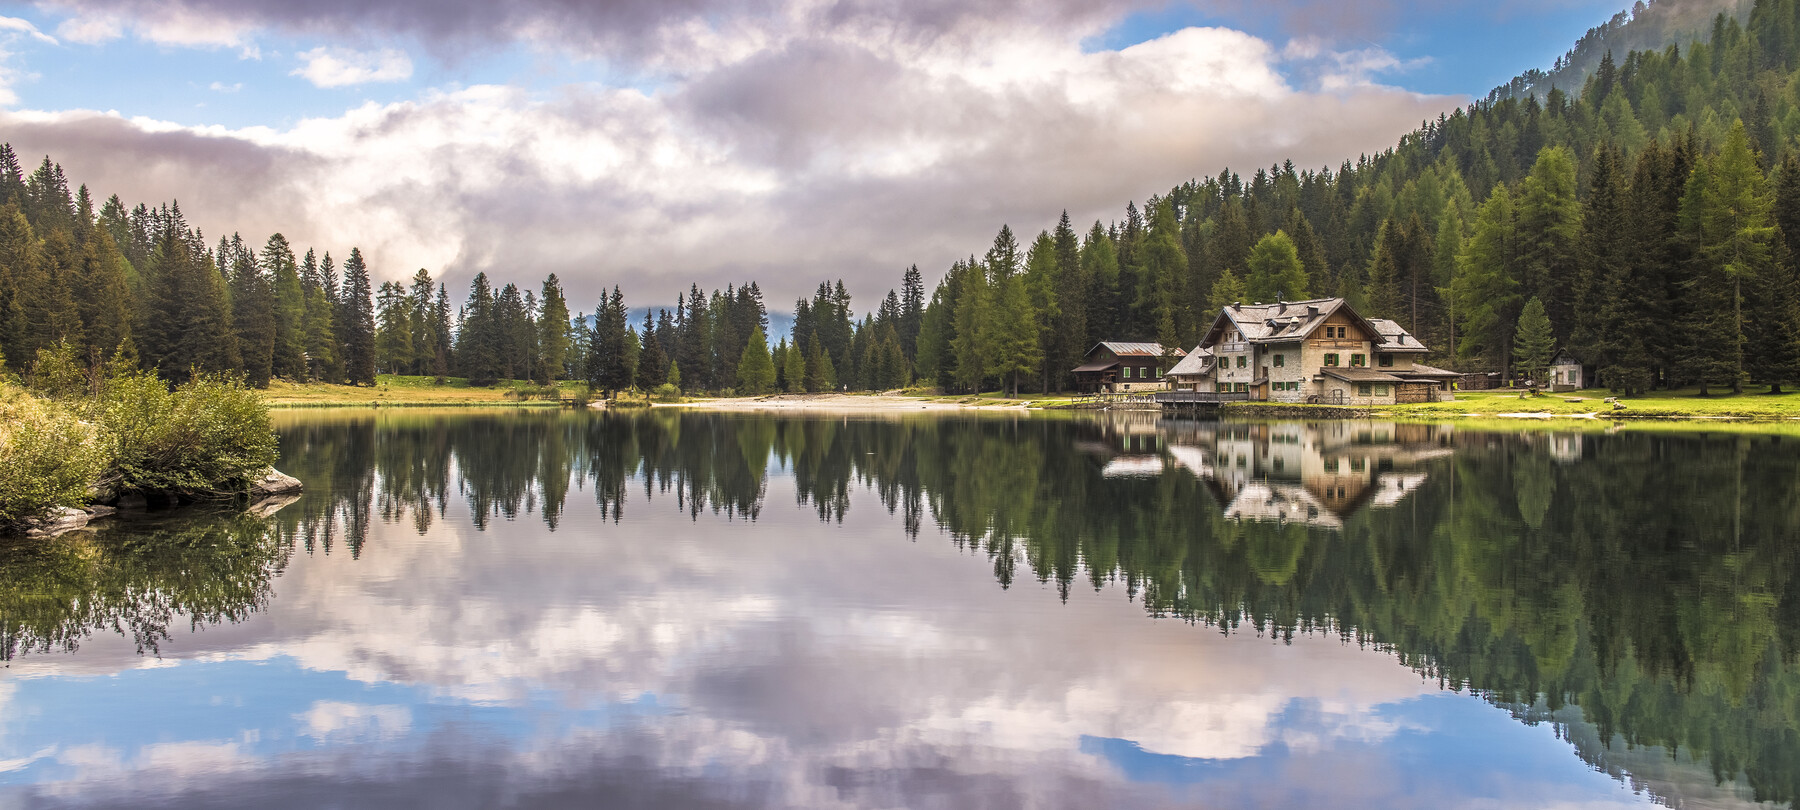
[{"xmin": 1379, "ymin": 354, "xmax": 1394, "ymax": 368}]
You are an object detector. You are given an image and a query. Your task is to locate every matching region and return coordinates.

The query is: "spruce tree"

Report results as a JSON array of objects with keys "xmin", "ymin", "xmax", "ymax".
[
  {"xmin": 782, "ymin": 335, "xmax": 804, "ymax": 392},
  {"xmin": 340, "ymin": 247, "xmax": 377, "ymax": 385},
  {"xmin": 1452, "ymin": 185, "xmax": 1522, "ymax": 371},
  {"xmin": 537, "ymin": 274, "xmax": 571, "ymax": 383},
  {"xmin": 264, "ymin": 233, "xmax": 307, "ymax": 380},
  {"xmin": 1246, "ymin": 231, "xmax": 1310, "ymax": 304},
  {"xmin": 1513, "ymin": 297, "xmax": 1556, "ymax": 384},
  {"xmin": 737, "ymin": 324, "xmax": 776, "ymax": 394},
  {"xmin": 228, "ymin": 237, "xmax": 275, "ymax": 387}
]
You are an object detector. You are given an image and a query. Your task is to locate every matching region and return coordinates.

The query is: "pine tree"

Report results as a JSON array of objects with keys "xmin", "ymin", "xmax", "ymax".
[
  {"xmin": 1513, "ymin": 297, "xmax": 1556, "ymax": 384},
  {"xmin": 228, "ymin": 237, "xmax": 276, "ymax": 387},
  {"xmin": 375, "ymin": 281, "xmax": 414, "ymax": 374},
  {"xmin": 264, "ymin": 233, "xmax": 307, "ymax": 380},
  {"xmin": 340, "ymin": 247, "xmax": 377, "ymax": 385},
  {"xmin": 1453, "ymin": 185, "xmax": 1522, "ymax": 371},
  {"xmin": 1207, "ymin": 268, "xmax": 1248, "ymax": 320},
  {"xmin": 139, "ymin": 223, "xmax": 236, "ymax": 380},
  {"xmin": 782, "ymin": 335, "xmax": 804, "ymax": 392},
  {"xmin": 1516, "ymin": 147, "xmax": 1583, "ymax": 340},
  {"xmin": 302, "ymin": 250, "xmax": 341, "ymax": 382},
  {"xmin": 537, "ymin": 274, "xmax": 571, "ymax": 383},
  {"xmin": 1681, "ymin": 123, "xmax": 1769, "ymax": 394},
  {"xmin": 1245, "ymin": 231, "xmax": 1310, "ymax": 304},
  {"xmin": 737, "ymin": 324, "xmax": 776, "ymax": 394}
]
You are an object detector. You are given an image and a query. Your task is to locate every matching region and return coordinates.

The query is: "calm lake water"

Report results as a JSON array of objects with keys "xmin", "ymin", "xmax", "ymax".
[{"xmin": 3, "ymin": 409, "xmax": 1798, "ymax": 809}]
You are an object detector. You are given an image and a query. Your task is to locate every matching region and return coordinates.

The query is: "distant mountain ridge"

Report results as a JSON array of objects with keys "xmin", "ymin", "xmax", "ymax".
[{"xmin": 1488, "ymin": 0, "xmax": 1751, "ymax": 103}]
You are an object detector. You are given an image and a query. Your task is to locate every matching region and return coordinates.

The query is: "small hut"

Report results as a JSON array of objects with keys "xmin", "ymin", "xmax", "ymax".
[{"xmin": 1549, "ymin": 350, "xmax": 1590, "ymax": 392}]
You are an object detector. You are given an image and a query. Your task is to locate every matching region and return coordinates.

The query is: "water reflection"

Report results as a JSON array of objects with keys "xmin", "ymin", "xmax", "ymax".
[{"xmin": 2, "ymin": 409, "xmax": 1796, "ymax": 809}]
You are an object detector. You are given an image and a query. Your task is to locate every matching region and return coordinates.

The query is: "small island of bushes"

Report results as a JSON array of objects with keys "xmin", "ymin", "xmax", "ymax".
[{"xmin": 0, "ymin": 342, "xmax": 284, "ymax": 535}]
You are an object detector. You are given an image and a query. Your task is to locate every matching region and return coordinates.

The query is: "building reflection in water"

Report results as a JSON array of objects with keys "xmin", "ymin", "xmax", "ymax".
[{"xmin": 1084, "ymin": 414, "xmax": 1452, "ymax": 530}]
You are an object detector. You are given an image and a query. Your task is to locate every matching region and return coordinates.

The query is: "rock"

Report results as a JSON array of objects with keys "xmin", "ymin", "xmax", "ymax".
[
  {"xmin": 250, "ymin": 468, "xmax": 304, "ymax": 498},
  {"xmin": 84, "ymin": 504, "xmax": 117, "ymax": 519},
  {"xmin": 24, "ymin": 507, "xmax": 90, "ymax": 537},
  {"xmin": 246, "ymin": 493, "xmax": 302, "ymax": 518}
]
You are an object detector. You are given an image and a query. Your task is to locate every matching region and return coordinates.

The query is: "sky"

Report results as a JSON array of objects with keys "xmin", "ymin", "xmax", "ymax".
[{"xmin": 0, "ymin": 0, "xmax": 1660, "ymax": 312}]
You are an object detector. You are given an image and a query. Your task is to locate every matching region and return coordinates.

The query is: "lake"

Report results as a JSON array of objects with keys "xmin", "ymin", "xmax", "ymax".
[{"xmin": 2, "ymin": 409, "xmax": 1797, "ymax": 809}]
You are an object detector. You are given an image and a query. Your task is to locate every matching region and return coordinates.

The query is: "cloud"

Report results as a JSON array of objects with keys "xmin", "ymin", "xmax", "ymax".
[
  {"xmin": 1, "ymin": 19, "xmax": 1453, "ymax": 309},
  {"xmin": 0, "ymin": 17, "xmax": 58, "ymax": 107},
  {"xmin": 291, "ymin": 46, "xmax": 413, "ymax": 87},
  {"xmin": 0, "ymin": 16, "xmax": 58, "ymax": 44},
  {"xmin": 208, "ymin": 81, "xmax": 242, "ymax": 93}
]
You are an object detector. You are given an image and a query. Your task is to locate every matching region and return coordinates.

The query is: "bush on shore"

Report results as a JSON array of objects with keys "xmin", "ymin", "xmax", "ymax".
[
  {"xmin": 1, "ymin": 343, "xmax": 279, "ymax": 530},
  {"xmin": 0, "ymin": 386, "xmax": 109, "ymax": 526}
]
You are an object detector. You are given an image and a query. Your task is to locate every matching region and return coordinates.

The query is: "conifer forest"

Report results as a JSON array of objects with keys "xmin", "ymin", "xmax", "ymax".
[{"xmin": 10, "ymin": 0, "xmax": 1800, "ymax": 397}]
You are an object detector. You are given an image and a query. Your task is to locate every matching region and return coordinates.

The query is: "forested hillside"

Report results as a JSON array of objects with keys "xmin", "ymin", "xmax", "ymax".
[
  {"xmin": 909, "ymin": 0, "xmax": 1800, "ymax": 396},
  {"xmin": 9, "ymin": 0, "xmax": 1800, "ymax": 397}
]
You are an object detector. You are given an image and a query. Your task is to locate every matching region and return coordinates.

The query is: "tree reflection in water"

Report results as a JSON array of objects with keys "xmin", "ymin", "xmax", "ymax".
[{"xmin": 7, "ymin": 408, "xmax": 1797, "ymax": 806}]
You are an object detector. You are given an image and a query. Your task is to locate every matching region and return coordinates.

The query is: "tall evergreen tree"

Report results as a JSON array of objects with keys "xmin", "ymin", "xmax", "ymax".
[
  {"xmin": 339, "ymin": 247, "xmax": 377, "ymax": 385},
  {"xmin": 737, "ymin": 324, "xmax": 776, "ymax": 394},
  {"xmin": 1513, "ymin": 297, "xmax": 1556, "ymax": 384}
]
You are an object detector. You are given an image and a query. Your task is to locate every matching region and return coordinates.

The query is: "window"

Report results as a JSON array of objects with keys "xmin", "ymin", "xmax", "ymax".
[
  {"xmin": 1351, "ymin": 354, "xmax": 1366, "ymax": 367},
  {"xmin": 1154, "ymin": 366, "xmax": 1162, "ymax": 378},
  {"xmin": 1272, "ymin": 457, "xmax": 1285, "ymax": 472},
  {"xmin": 1357, "ymin": 383, "xmax": 1372, "ymax": 396},
  {"xmin": 1350, "ymin": 458, "xmax": 1366, "ymax": 473},
  {"xmin": 1324, "ymin": 458, "xmax": 1340, "ymax": 473},
  {"xmin": 1373, "ymin": 384, "xmax": 1389, "ymax": 396},
  {"xmin": 1122, "ymin": 367, "xmax": 1131, "ymax": 379},
  {"xmin": 1379, "ymin": 354, "xmax": 1393, "ymax": 368},
  {"xmin": 1216, "ymin": 383, "xmax": 1228, "ymax": 392},
  {"xmin": 1273, "ymin": 354, "xmax": 1285, "ymax": 367},
  {"xmin": 1235, "ymin": 382, "xmax": 1248, "ymax": 392},
  {"xmin": 1236, "ymin": 355, "xmax": 1247, "ymax": 368},
  {"xmin": 1324, "ymin": 353, "xmax": 1339, "ymax": 367},
  {"xmin": 1325, "ymin": 326, "xmax": 1345, "ymax": 339},
  {"xmin": 1142, "ymin": 367, "xmax": 1151, "ymax": 379}
]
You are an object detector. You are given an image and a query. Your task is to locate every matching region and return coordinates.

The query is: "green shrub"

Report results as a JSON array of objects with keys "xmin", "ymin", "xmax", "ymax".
[
  {"xmin": 93, "ymin": 371, "xmax": 278, "ymax": 496},
  {"xmin": 0, "ymin": 387, "xmax": 109, "ymax": 526},
  {"xmin": 652, "ymin": 383, "xmax": 683, "ymax": 402}
]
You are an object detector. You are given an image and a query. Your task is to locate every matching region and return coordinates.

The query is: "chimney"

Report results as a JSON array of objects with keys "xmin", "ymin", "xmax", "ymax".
[
  {"xmin": 1278, "ymin": 299, "xmax": 1286, "ymax": 313},
  {"xmin": 1308, "ymin": 305, "xmax": 1319, "ymax": 316}
]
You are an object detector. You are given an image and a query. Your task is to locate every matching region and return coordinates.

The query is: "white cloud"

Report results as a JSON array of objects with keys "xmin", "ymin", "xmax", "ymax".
[
  {"xmin": 296, "ymin": 701, "xmax": 412, "ymax": 742},
  {"xmin": 291, "ymin": 46, "xmax": 413, "ymax": 88},
  {"xmin": 0, "ymin": 16, "xmax": 58, "ymax": 44},
  {"xmin": 0, "ymin": 19, "xmax": 1455, "ymax": 308},
  {"xmin": 208, "ymin": 81, "xmax": 241, "ymax": 93}
]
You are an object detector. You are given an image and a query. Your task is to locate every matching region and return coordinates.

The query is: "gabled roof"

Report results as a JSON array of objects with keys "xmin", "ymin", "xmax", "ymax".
[
  {"xmin": 1551, "ymin": 349, "xmax": 1585, "ymax": 366},
  {"xmin": 1198, "ymin": 298, "xmax": 1431, "ymax": 354},
  {"xmin": 1201, "ymin": 297, "xmax": 1350, "ymax": 347},
  {"xmin": 1366, "ymin": 319, "xmax": 1430, "ymax": 353},
  {"xmin": 1092, "ymin": 341, "xmax": 1183, "ymax": 358},
  {"xmin": 1165, "ymin": 346, "xmax": 1214, "ymax": 377}
]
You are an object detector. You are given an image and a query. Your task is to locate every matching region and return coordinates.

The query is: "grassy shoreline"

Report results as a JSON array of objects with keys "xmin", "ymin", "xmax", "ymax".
[
  {"xmin": 264, "ymin": 375, "xmax": 587, "ymax": 408},
  {"xmin": 269, "ymin": 377, "xmax": 1800, "ymax": 423}
]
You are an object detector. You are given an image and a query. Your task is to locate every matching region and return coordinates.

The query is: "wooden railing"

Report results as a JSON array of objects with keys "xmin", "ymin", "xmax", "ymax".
[{"xmin": 1153, "ymin": 391, "xmax": 1251, "ymax": 404}]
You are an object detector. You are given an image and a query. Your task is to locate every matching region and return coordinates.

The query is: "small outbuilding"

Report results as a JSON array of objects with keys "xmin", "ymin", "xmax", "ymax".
[
  {"xmin": 1071, "ymin": 342, "xmax": 1185, "ymax": 393},
  {"xmin": 1549, "ymin": 350, "xmax": 1590, "ymax": 392}
]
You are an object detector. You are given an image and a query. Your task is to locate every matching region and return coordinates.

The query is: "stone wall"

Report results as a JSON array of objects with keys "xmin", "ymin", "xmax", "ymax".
[{"xmin": 1220, "ymin": 403, "xmax": 1376, "ymax": 419}]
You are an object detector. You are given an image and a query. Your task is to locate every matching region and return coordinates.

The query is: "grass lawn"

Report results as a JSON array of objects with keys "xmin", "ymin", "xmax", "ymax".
[
  {"xmin": 1388, "ymin": 387, "xmax": 1800, "ymax": 420},
  {"xmin": 264, "ymin": 375, "xmax": 588, "ymax": 407}
]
